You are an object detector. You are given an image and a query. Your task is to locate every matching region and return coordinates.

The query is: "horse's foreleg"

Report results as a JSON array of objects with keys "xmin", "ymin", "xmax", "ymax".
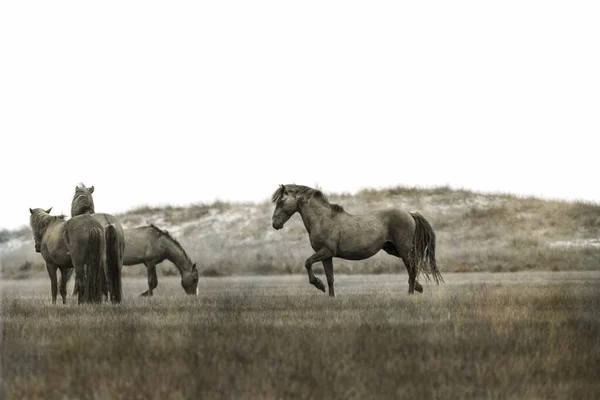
[
  {"xmin": 46, "ymin": 263, "xmax": 58, "ymax": 304},
  {"xmin": 305, "ymin": 248, "xmax": 331, "ymax": 293},
  {"xmin": 322, "ymin": 258, "xmax": 335, "ymax": 297},
  {"xmin": 140, "ymin": 262, "xmax": 157, "ymax": 297}
]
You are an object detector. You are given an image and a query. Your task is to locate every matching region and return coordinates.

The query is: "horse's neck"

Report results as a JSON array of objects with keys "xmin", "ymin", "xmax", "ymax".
[
  {"xmin": 160, "ymin": 236, "xmax": 192, "ymax": 275},
  {"xmin": 297, "ymin": 200, "xmax": 332, "ymax": 236},
  {"xmin": 35, "ymin": 216, "xmax": 62, "ymax": 237}
]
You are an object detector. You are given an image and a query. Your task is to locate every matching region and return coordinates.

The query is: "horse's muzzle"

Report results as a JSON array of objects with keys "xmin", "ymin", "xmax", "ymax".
[{"xmin": 273, "ymin": 222, "xmax": 282, "ymax": 230}]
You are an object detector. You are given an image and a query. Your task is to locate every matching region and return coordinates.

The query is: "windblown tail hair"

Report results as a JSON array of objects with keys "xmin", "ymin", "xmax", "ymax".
[
  {"xmin": 86, "ymin": 226, "xmax": 105, "ymax": 303},
  {"xmin": 409, "ymin": 212, "xmax": 444, "ymax": 285},
  {"xmin": 105, "ymin": 224, "xmax": 123, "ymax": 303}
]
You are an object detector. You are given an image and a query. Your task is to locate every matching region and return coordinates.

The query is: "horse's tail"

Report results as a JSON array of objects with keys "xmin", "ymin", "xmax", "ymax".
[
  {"xmin": 105, "ymin": 224, "xmax": 123, "ymax": 303},
  {"xmin": 86, "ymin": 226, "xmax": 105, "ymax": 303},
  {"xmin": 409, "ymin": 212, "xmax": 444, "ymax": 285}
]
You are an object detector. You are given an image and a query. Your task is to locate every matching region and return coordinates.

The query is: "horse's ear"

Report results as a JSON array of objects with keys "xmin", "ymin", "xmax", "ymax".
[
  {"xmin": 29, "ymin": 208, "xmax": 34, "ymax": 215},
  {"xmin": 192, "ymin": 263, "xmax": 197, "ymax": 271},
  {"xmin": 89, "ymin": 186, "xmax": 95, "ymax": 194},
  {"xmin": 281, "ymin": 184, "xmax": 287, "ymax": 195},
  {"xmin": 45, "ymin": 207, "xmax": 52, "ymax": 214}
]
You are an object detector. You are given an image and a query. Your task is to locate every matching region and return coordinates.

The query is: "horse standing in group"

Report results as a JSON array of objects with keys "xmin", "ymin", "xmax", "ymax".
[
  {"xmin": 271, "ymin": 184, "xmax": 444, "ymax": 296},
  {"xmin": 71, "ymin": 183, "xmax": 125, "ymax": 303},
  {"xmin": 29, "ymin": 208, "xmax": 106, "ymax": 304}
]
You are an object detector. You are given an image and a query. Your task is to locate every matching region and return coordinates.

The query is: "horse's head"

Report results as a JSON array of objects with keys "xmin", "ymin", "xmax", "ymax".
[
  {"xmin": 181, "ymin": 263, "xmax": 199, "ymax": 295},
  {"xmin": 78, "ymin": 184, "xmax": 94, "ymax": 194},
  {"xmin": 71, "ymin": 183, "xmax": 95, "ymax": 216},
  {"xmin": 271, "ymin": 184, "xmax": 298, "ymax": 230},
  {"xmin": 29, "ymin": 207, "xmax": 52, "ymax": 253}
]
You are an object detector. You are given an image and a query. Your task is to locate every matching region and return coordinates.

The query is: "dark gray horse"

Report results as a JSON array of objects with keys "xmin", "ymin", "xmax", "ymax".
[
  {"xmin": 271, "ymin": 184, "xmax": 443, "ymax": 296},
  {"xmin": 71, "ymin": 183, "xmax": 125, "ymax": 303},
  {"xmin": 29, "ymin": 208, "xmax": 106, "ymax": 304}
]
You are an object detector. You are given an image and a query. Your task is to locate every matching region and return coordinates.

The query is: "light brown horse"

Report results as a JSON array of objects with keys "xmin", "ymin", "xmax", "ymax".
[
  {"xmin": 271, "ymin": 184, "xmax": 444, "ymax": 296},
  {"xmin": 124, "ymin": 224, "xmax": 199, "ymax": 296},
  {"xmin": 29, "ymin": 208, "xmax": 106, "ymax": 304},
  {"xmin": 71, "ymin": 183, "xmax": 125, "ymax": 303},
  {"xmin": 74, "ymin": 224, "xmax": 200, "ymax": 296}
]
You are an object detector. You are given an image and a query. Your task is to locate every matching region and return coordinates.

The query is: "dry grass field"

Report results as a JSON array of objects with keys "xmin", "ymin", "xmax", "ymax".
[
  {"xmin": 2, "ymin": 186, "xmax": 600, "ymax": 398},
  {"xmin": 2, "ymin": 272, "xmax": 599, "ymax": 399}
]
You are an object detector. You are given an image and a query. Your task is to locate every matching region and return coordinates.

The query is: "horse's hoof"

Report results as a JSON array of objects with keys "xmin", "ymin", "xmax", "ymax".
[{"xmin": 312, "ymin": 278, "xmax": 326, "ymax": 292}]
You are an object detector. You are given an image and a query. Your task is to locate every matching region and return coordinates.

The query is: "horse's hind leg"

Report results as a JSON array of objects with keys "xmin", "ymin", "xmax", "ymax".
[
  {"xmin": 383, "ymin": 242, "xmax": 422, "ymax": 294},
  {"xmin": 58, "ymin": 268, "xmax": 69, "ymax": 304},
  {"xmin": 72, "ymin": 263, "xmax": 86, "ymax": 304},
  {"xmin": 415, "ymin": 279, "xmax": 423, "ymax": 293},
  {"xmin": 402, "ymin": 257, "xmax": 423, "ymax": 295},
  {"xmin": 322, "ymin": 258, "xmax": 335, "ymax": 297},
  {"xmin": 46, "ymin": 262, "xmax": 58, "ymax": 304},
  {"xmin": 407, "ymin": 259, "xmax": 423, "ymax": 294}
]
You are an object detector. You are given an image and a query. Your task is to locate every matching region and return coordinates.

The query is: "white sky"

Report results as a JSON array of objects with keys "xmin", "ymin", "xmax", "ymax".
[{"xmin": 1, "ymin": 1, "xmax": 599, "ymax": 230}]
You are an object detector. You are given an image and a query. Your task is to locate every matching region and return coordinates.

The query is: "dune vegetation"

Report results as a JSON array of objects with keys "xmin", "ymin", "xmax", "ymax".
[{"xmin": 2, "ymin": 185, "xmax": 600, "ymax": 280}]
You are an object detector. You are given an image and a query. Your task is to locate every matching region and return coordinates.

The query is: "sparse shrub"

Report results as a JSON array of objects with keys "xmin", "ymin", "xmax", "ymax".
[
  {"xmin": 1, "ymin": 261, "xmax": 45, "ymax": 280},
  {"xmin": 2, "ymin": 185, "xmax": 600, "ymax": 278},
  {"xmin": 161, "ymin": 265, "xmax": 179, "ymax": 277},
  {"xmin": 200, "ymin": 268, "xmax": 225, "ymax": 277}
]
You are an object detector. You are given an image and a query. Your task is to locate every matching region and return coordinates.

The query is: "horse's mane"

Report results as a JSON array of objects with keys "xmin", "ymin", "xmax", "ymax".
[
  {"xmin": 148, "ymin": 224, "xmax": 192, "ymax": 264},
  {"xmin": 271, "ymin": 184, "xmax": 345, "ymax": 213},
  {"xmin": 30, "ymin": 211, "xmax": 66, "ymax": 236},
  {"xmin": 71, "ymin": 183, "xmax": 95, "ymax": 216}
]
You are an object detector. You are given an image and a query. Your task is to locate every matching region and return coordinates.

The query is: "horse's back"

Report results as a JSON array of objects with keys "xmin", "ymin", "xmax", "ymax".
[
  {"xmin": 41, "ymin": 221, "xmax": 71, "ymax": 266},
  {"xmin": 376, "ymin": 208, "xmax": 415, "ymax": 229},
  {"xmin": 65, "ymin": 214, "xmax": 104, "ymax": 235},
  {"xmin": 91, "ymin": 213, "xmax": 125, "ymax": 236},
  {"xmin": 63, "ymin": 215, "xmax": 105, "ymax": 257},
  {"xmin": 122, "ymin": 226, "xmax": 157, "ymax": 265},
  {"xmin": 375, "ymin": 208, "xmax": 416, "ymax": 249}
]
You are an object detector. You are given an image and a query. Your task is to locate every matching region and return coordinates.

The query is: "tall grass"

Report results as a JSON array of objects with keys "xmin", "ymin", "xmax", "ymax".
[{"xmin": 2, "ymin": 274, "xmax": 599, "ymax": 399}]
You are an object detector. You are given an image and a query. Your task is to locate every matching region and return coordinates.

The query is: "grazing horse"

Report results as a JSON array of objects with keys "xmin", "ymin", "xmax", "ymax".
[
  {"xmin": 74, "ymin": 224, "xmax": 199, "ymax": 297},
  {"xmin": 124, "ymin": 224, "xmax": 199, "ymax": 296},
  {"xmin": 271, "ymin": 184, "xmax": 444, "ymax": 296},
  {"xmin": 29, "ymin": 208, "xmax": 106, "ymax": 304},
  {"xmin": 71, "ymin": 183, "xmax": 125, "ymax": 303}
]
